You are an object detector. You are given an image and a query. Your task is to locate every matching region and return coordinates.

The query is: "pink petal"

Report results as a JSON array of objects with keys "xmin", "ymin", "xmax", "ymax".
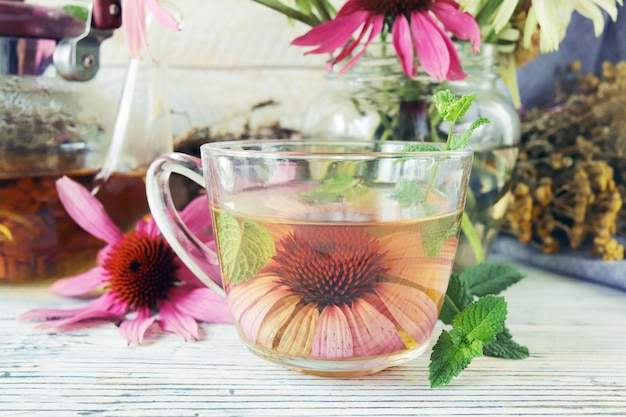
[
  {"xmin": 335, "ymin": 15, "xmax": 384, "ymax": 75},
  {"xmin": 340, "ymin": 297, "xmax": 406, "ymax": 357},
  {"xmin": 122, "ymin": 0, "xmax": 152, "ymax": 59},
  {"xmin": 145, "ymin": 0, "xmax": 181, "ymax": 30},
  {"xmin": 292, "ymin": 11, "xmax": 369, "ymax": 53},
  {"xmin": 179, "ymin": 195, "xmax": 212, "ymax": 236},
  {"xmin": 21, "ymin": 292, "xmax": 127, "ymax": 330},
  {"xmin": 431, "ymin": 1, "xmax": 481, "ymax": 52},
  {"xmin": 276, "ymin": 304, "xmax": 319, "ymax": 356},
  {"xmin": 227, "ymin": 276, "xmax": 292, "ymax": 343},
  {"xmin": 374, "ymin": 282, "xmax": 439, "ymax": 345},
  {"xmin": 392, "ymin": 14, "xmax": 416, "ymax": 77},
  {"xmin": 440, "ymin": 31, "xmax": 466, "ymax": 80},
  {"xmin": 56, "ymin": 176, "xmax": 123, "ymax": 245},
  {"xmin": 379, "ymin": 233, "xmax": 456, "ymax": 295},
  {"xmin": 135, "ymin": 216, "xmax": 159, "ymax": 238},
  {"xmin": 158, "ymin": 299, "xmax": 199, "ymax": 341},
  {"xmin": 174, "ymin": 260, "xmax": 221, "ymax": 288},
  {"xmin": 410, "ymin": 11, "xmax": 451, "ymax": 82},
  {"xmin": 255, "ymin": 294, "xmax": 300, "ymax": 350},
  {"xmin": 168, "ymin": 287, "xmax": 232, "ymax": 324},
  {"xmin": 311, "ymin": 304, "xmax": 353, "ymax": 359},
  {"xmin": 48, "ymin": 266, "xmax": 108, "ymax": 297},
  {"xmin": 119, "ymin": 307, "xmax": 156, "ymax": 344}
]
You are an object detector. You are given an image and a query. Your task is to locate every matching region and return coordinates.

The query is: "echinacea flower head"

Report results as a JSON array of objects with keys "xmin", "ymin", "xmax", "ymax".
[
  {"xmin": 291, "ymin": 0, "xmax": 481, "ymax": 81},
  {"xmin": 225, "ymin": 219, "xmax": 458, "ymax": 360},
  {"xmin": 19, "ymin": 177, "xmax": 231, "ymax": 344}
]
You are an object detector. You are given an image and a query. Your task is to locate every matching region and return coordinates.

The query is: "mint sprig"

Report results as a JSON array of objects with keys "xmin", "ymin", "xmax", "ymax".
[
  {"xmin": 429, "ymin": 295, "xmax": 507, "ymax": 388},
  {"xmin": 429, "ymin": 262, "xmax": 529, "ymax": 388}
]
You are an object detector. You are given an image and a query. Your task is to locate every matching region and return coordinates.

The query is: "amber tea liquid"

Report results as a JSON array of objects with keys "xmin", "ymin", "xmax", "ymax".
[{"xmin": 213, "ymin": 186, "xmax": 460, "ymax": 375}]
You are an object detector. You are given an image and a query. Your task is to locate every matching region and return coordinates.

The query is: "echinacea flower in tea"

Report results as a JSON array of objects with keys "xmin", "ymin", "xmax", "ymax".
[{"xmin": 19, "ymin": 177, "xmax": 232, "ymax": 344}]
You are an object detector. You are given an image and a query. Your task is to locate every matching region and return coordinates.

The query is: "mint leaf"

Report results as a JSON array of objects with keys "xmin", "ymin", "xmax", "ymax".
[
  {"xmin": 439, "ymin": 273, "xmax": 473, "ymax": 325},
  {"xmin": 421, "ymin": 215, "xmax": 458, "ymax": 258},
  {"xmin": 216, "ymin": 212, "xmax": 275, "ymax": 283},
  {"xmin": 400, "ymin": 143, "xmax": 442, "ymax": 152},
  {"xmin": 390, "ymin": 178, "xmax": 426, "ymax": 207},
  {"xmin": 430, "ymin": 296, "xmax": 507, "ymax": 387},
  {"xmin": 452, "ymin": 295, "xmax": 507, "ymax": 343},
  {"xmin": 449, "ymin": 117, "xmax": 490, "ymax": 150},
  {"xmin": 300, "ymin": 174, "xmax": 367, "ymax": 203},
  {"xmin": 460, "ymin": 262, "xmax": 526, "ymax": 297},
  {"xmin": 434, "ymin": 91, "xmax": 475, "ymax": 123},
  {"xmin": 429, "ymin": 329, "xmax": 484, "ymax": 388},
  {"xmin": 483, "ymin": 326, "xmax": 529, "ymax": 360}
]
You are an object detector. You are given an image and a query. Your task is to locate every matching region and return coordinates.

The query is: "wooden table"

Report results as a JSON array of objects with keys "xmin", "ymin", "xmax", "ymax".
[{"xmin": 1, "ymin": 258, "xmax": 625, "ymax": 417}]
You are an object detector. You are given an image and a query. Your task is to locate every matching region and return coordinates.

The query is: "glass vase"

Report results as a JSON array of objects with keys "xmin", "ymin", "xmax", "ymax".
[{"xmin": 301, "ymin": 43, "xmax": 521, "ymax": 271}]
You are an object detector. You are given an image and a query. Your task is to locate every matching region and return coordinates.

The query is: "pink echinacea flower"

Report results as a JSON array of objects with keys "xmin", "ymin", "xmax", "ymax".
[
  {"xmin": 19, "ymin": 177, "xmax": 232, "ymax": 344},
  {"xmin": 291, "ymin": 0, "xmax": 481, "ymax": 81},
  {"xmin": 225, "ymin": 223, "xmax": 457, "ymax": 359}
]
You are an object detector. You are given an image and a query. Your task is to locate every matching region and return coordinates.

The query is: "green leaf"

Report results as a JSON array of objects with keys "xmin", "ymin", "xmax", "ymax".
[
  {"xmin": 300, "ymin": 174, "xmax": 368, "ymax": 203},
  {"xmin": 390, "ymin": 178, "xmax": 426, "ymax": 207},
  {"xmin": 449, "ymin": 117, "xmax": 490, "ymax": 150},
  {"xmin": 434, "ymin": 90, "xmax": 475, "ymax": 123},
  {"xmin": 460, "ymin": 262, "xmax": 526, "ymax": 297},
  {"xmin": 452, "ymin": 295, "xmax": 507, "ymax": 344},
  {"xmin": 421, "ymin": 215, "xmax": 459, "ymax": 258},
  {"xmin": 483, "ymin": 326, "xmax": 530, "ymax": 359},
  {"xmin": 439, "ymin": 273, "xmax": 474, "ymax": 325},
  {"xmin": 216, "ymin": 212, "xmax": 275, "ymax": 284},
  {"xmin": 429, "ymin": 329, "xmax": 484, "ymax": 388},
  {"xmin": 400, "ymin": 143, "xmax": 442, "ymax": 152}
]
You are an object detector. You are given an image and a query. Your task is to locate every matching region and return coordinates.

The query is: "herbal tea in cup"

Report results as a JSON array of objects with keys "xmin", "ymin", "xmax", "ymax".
[{"xmin": 146, "ymin": 140, "xmax": 473, "ymax": 376}]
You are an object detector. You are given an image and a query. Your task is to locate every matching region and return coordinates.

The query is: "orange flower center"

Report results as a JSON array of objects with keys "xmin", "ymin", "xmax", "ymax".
[
  {"xmin": 356, "ymin": 0, "xmax": 432, "ymax": 15},
  {"xmin": 103, "ymin": 232, "xmax": 179, "ymax": 310},
  {"xmin": 271, "ymin": 227, "xmax": 387, "ymax": 308}
]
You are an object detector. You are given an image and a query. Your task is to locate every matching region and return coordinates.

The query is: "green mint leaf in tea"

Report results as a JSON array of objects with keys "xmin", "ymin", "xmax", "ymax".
[
  {"xmin": 390, "ymin": 178, "xmax": 427, "ymax": 207},
  {"xmin": 449, "ymin": 117, "xmax": 490, "ymax": 150},
  {"xmin": 421, "ymin": 215, "xmax": 459, "ymax": 258},
  {"xmin": 439, "ymin": 273, "xmax": 473, "ymax": 325},
  {"xmin": 483, "ymin": 326, "xmax": 530, "ymax": 360},
  {"xmin": 216, "ymin": 212, "xmax": 275, "ymax": 283},
  {"xmin": 300, "ymin": 174, "xmax": 368, "ymax": 203},
  {"xmin": 460, "ymin": 262, "xmax": 526, "ymax": 297},
  {"xmin": 452, "ymin": 295, "xmax": 507, "ymax": 344},
  {"xmin": 428, "ymin": 328, "xmax": 483, "ymax": 388}
]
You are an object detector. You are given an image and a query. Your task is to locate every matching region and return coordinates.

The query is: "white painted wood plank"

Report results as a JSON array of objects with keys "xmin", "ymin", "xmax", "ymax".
[{"xmin": 1, "ymin": 261, "xmax": 626, "ymax": 416}]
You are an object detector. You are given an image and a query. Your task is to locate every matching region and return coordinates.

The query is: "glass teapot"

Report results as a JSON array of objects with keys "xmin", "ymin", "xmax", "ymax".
[{"xmin": 0, "ymin": 0, "xmax": 173, "ymax": 283}]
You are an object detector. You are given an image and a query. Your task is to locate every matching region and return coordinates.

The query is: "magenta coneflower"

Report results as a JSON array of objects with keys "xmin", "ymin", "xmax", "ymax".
[
  {"xmin": 291, "ymin": 0, "xmax": 481, "ymax": 81},
  {"xmin": 19, "ymin": 177, "xmax": 231, "ymax": 344}
]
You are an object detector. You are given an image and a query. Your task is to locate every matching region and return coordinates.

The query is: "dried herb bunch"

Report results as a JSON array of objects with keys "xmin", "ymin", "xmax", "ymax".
[{"xmin": 503, "ymin": 61, "xmax": 626, "ymax": 260}]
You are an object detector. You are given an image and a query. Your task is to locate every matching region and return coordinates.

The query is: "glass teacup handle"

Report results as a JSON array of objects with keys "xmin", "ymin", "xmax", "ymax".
[{"xmin": 146, "ymin": 153, "xmax": 225, "ymax": 298}]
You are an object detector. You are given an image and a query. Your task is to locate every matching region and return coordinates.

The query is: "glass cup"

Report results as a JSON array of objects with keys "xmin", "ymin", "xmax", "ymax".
[{"xmin": 146, "ymin": 140, "xmax": 473, "ymax": 376}]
